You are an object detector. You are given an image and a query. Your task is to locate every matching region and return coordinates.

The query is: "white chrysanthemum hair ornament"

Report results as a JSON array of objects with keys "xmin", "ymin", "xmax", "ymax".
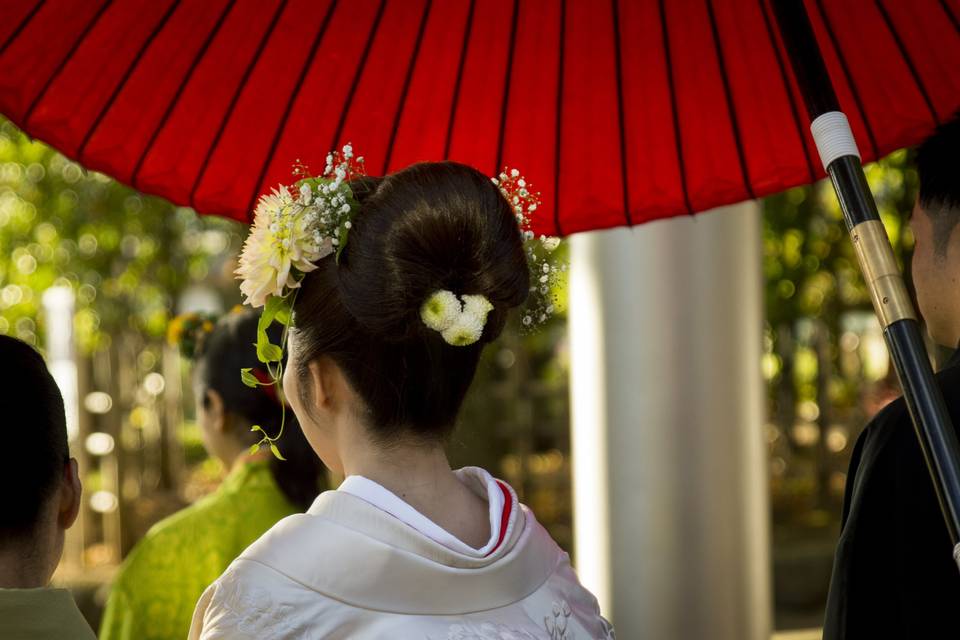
[{"xmin": 235, "ymin": 146, "xmax": 565, "ymax": 456}]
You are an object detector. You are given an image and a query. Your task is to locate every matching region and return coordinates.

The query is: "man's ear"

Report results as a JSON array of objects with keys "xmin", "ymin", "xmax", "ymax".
[
  {"xmin": 58, "ymin": 458, "xmax": 81, "ymax": 531},
  {"xmin": 205, "ymin": 388, "xmax": 227, "ymax": 433}
]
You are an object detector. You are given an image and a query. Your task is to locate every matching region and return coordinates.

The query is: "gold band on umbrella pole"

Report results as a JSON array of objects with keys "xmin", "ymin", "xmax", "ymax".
[{"xmin": 849, "ymin": 220, "xmax": 916, "ymax": 328}]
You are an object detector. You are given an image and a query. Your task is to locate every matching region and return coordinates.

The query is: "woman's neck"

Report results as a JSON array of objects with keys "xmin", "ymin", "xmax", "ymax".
[
  {"xmin": 342, "ymin": 437, "xmax": 457, "ymax": 502},
  {"xmin": 339, "ymin": 433, "xmax": 492, "ymax": 548}
]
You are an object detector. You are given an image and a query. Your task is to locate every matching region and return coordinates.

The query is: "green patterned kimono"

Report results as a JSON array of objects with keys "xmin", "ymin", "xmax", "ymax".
[{"xmin": 99, "ymin": 460, "xmax": 299, "ymax": 640}]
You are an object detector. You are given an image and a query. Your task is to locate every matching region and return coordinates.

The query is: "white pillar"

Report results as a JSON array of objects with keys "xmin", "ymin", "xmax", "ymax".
[
  {"xmin": 569, "ymin": 202, "xmax": 770, "ymax": 640},
  {"xmin": 43, "ymin": 285, "xmax": 85, "ymax": 569},
  {"xmin": 43, "ymin": 286, "xmax": 79, "ymax": 442}
]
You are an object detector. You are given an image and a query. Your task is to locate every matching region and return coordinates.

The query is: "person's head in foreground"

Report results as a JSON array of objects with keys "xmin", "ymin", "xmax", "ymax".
[
  {"xmin": 190, "ymin": 161, "xmax": 613, "ymax": 639},
  {"xmin": 185, "ymin": 309, "xmax": 325, "ymax": 510},
  {"xmin": 911, "ymin": 111, "xmax": 960, "ymax": 348},
  {"xmin": 0, "ymin": 335, "xmax": 80, "ymax": 588},
  {"xmin": 0, "ymin": 335, "xmax": 95, "ymax": 640}
]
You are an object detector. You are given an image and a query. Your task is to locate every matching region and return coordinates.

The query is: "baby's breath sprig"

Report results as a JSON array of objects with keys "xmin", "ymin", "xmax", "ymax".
[{"xmin": 492, "ymin": 168, "xmax": 567, "ymax": 331}]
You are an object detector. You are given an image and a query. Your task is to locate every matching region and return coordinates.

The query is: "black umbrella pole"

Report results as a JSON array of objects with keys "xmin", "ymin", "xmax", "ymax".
[{"xmin": 773, "ymin": 0, "xmax": 960, "ymax": 559}]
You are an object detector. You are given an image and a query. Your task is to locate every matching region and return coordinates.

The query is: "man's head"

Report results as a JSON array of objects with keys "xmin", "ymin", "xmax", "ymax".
[
  {"xmin": 911, "ymin": 112, "xmax": 960, "ymax": 348},
  {"xmin": 0, "ymin": 335, "xmax": 81, "ymax": 587}
]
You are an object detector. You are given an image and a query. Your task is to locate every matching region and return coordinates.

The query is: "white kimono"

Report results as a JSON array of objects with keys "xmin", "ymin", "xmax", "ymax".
[{"xmin": 189, "ymin": 467, "xmax": 614, "ymax": 639}]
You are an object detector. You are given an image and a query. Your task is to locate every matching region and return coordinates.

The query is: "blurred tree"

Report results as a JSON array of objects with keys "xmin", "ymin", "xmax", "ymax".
[
  {"xmin": 763, "ymin": 150, "xmax": 916, "ymax": 503},
  {"xmin": 0, "ymin": 117, "xmax": 244, "ymax": 353},
  {"xmin": 763, "ymin": 151, "xmax": 919, "ymax": 626}
]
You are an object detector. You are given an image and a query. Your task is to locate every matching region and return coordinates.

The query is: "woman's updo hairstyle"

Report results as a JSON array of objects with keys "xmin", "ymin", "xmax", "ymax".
[{"xmin": 292, "ymin": 161, "xmax": 529, "ymax": 441}]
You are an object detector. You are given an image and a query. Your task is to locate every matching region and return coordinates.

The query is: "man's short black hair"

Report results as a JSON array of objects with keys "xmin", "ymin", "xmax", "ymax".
[
  {"xmin": 0, "ymin": 335, "xmax": 68, "ymax": 537},
  {"xmin": 916, "ymin": 111, "xmax": 960, "ymax": 256}
]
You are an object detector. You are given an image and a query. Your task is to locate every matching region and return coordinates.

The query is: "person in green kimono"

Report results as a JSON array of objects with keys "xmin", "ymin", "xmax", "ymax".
[{"xmin": 99, "ymin": 310, "xmax": 326, "ymax": 640}]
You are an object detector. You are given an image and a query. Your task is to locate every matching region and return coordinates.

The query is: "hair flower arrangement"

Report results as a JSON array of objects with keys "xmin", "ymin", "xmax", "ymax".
[
  {"xmin": 491, "ymin": 169, "xmax": 566, "ymax": 330},
  {"xmin": 236, "ymin": 148, "xmax": 565, "ymax": 456},
  {"xmin": 234, "ymin": 144, "xmax": 366, "ymax": 459}
]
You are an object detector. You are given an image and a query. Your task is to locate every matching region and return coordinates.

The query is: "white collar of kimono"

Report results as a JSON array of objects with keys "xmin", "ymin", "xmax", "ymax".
[
  {"xmin": 336, "ymin": 466, "xmax": 508, "ymax": 557},
  {"xmin": 236, "ymin": 468, "xmax": 563, "ymax": 614}
]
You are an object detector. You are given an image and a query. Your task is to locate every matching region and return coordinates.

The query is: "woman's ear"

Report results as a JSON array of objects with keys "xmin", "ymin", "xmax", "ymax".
[
  {"xmin": 205, "ymin": 388, "xmax": 227, "ymax": 433},
  {"xmin": 308, "ymin": 355, "xmax": 354, "ymax": 414},
  {"xmin": 307, "ymin": 357, "xmax": 332, "ymax": 411}
]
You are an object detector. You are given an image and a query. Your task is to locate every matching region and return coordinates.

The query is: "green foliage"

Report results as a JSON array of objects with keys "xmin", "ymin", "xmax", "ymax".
[
  {"xmin": 763, "ymin": 149, "xmax": 915, "ymax": 328},
  {"xmin": 255, "ymin": 295, "xmax": 289, "ymax": 364},
  {"xmin": 764, "ymin": 149, "xmax": 918, "ymax": 522},
  {"xmin": 240, "ymin": 368, "xmax": 259, "ymax": 388},
  {"xmin": 0, "ymin": 117, "xmax": 244, "ymax": 353}
]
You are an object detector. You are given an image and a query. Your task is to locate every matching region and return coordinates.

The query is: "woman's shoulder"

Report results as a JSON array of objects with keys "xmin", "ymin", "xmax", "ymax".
[
  {"xmin": 190, "ymin": 518, "xmax": 350, "ymax": 640},
  {"xmin": 190, "ymin": 556, "xmax": 320, "ymax": 640}
]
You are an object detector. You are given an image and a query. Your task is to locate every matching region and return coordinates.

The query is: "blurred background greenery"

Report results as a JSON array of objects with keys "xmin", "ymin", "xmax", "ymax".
[{"xmin": 0, "ymin": 116, "xmax": 926, "ymax": 632}]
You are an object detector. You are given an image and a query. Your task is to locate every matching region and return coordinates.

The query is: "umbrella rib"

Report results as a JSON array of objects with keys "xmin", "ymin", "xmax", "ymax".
[
  {"xmin": 248, "ymin": 0, "xmax": 342, "ymax": 218},
  {"xmin": 189, "ymin": 0, "xmax": 290, "ymax": 212},
  {"xmin": 442, "ymin": 0, "xmax": 477, "ymax": 160},
  {"xmin": 757, "ymin": 0, "xmax": 816, "ymax": 184},
  {"xmin": 22, "ymin": 0, "xmax": 113, "ymax": 127},
  {"xmin": 812, "ymin": 0, "xmax": 879, "ymax": 159},
  {"xmin": 552, "ymin": 0, "xmax": 567, "ymax": 236},
  {"xmin": 78, "ymin": 0, "xmax": 183, "ymax": 161},
  {"xmin": 382, "ymin": 0, "xmax": 434, "ymax": 174},
  {"xmin": 610, "ymin": 0, "xmax": 633, "ymax": 226},
  {"xmin": 0, "ymin": 0, "xmax": 45, "ymax": 57},
  {"xmin": 494, "ymin": 0, "xmax": 520, "ymax": 173},
  {"xmin": 657, "ymin": 0, "xmax": 692, "ymax": 215},
  {"xmin": 328, "ymin": 0, "xmax": 388, "ymax": 158},
  {"xmin": 131, "ymin": 0, "xmax": 239, "ymax": 189},
  {"xmin": 938, "ymin": 0, "xmax": 960, "ymax": 36},
  {"xmin": 705, "ymin": 0, "xmax": 754, "ymax": 201},
  {"xmin": 875, "ymin": 0, "xmax": 939, "ymax": 125}
]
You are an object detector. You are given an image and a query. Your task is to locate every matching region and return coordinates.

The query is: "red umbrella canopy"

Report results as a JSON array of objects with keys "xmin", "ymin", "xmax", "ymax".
[{"xmin": 1, "ymin": 0, "xmax": 958, "ymax": 235}]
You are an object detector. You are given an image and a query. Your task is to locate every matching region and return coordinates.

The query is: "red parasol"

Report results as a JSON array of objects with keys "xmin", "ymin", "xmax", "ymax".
[{"xmin": 0, "ymin": 0, "xmax": 957, "ymax": 234}]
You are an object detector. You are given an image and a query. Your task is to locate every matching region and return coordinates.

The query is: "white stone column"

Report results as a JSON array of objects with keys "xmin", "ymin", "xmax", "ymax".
[{"xmin": 568, "ymin": 202, "xmax": 770, "ymax": 640}]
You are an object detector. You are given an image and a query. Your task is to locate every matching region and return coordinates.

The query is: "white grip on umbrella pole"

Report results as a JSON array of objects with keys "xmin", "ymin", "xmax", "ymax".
[
  {"xmin": 955, "ymin": 543, "xmax": 960, "ymax": 571},
  {"xmin": 811, "ymin": 111, "xmax": 862, "ymax": 171}
]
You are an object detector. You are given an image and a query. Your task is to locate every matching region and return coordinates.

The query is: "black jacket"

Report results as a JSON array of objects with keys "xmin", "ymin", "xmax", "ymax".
[{"xmin": 823, "ymin": 350, "xmax": 960, "ymax": 639}]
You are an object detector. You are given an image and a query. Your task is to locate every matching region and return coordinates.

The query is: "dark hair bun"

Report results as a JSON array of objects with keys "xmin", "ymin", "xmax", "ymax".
[{"xmin": 337, "ymin": 162, "xmax": 529, "ymax": 345}]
